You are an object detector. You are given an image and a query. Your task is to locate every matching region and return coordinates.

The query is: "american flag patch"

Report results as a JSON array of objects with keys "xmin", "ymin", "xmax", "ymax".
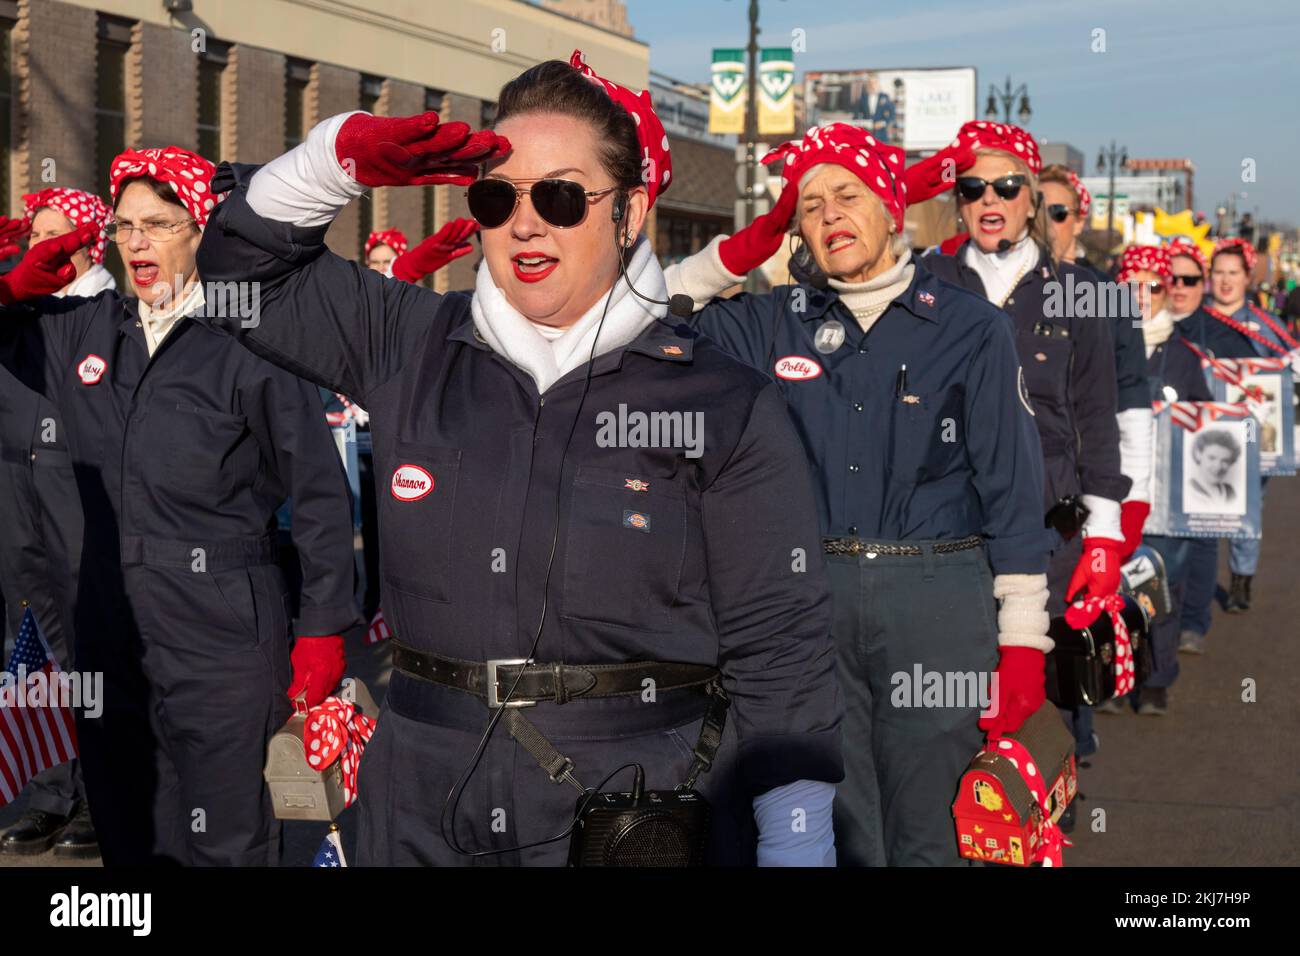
[
  {"xmin": 918, "ymin": 291, "xmax": 935, "ymax": 306},
  {"xmin": 624, "ymin": 478, "xmax": 650, "ymax": 492},
  {"xmin": 661, "ymin": 345, "xmax": 684, "ymax": 356}
]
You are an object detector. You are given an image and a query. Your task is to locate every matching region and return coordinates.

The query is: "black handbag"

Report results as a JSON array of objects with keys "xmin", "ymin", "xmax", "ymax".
[{"xmin": 1045, "ymin": 594, "xmax": 1152, "ymax": 707}]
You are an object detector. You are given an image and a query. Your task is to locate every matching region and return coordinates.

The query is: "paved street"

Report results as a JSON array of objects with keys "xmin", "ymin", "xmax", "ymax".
[{"xmin": 3, "ymin": 477, "xmax": 1297, "ymax": 867}]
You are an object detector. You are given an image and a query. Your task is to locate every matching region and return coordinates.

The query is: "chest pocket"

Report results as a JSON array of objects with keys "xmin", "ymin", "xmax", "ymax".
[
  {"xmin": 160, "ymin": 403, "xmax": 250, "ymax": 492},
  {"xmin": 379, "ymin": 443, "xmax": 460, "ymax": 603},
  {"xmin": 1018, "ymin": 325, "xmax": 1073, "ymax": 413},
  {"xmin": 889, "ymin": 387, "xmax": 963, "ymax": 483},
  {"xmin": 561, "ymin": 465, "xmax": 687, "ymax": 633}
]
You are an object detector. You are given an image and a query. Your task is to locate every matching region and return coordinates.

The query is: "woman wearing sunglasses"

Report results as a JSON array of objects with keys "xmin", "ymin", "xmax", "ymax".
[
  {"xmin": 0, "ymin": 148, "xmax": 361, "ymax": 866},
  {"xmin": 1178, "ymin": 238, "xmax": 1297, "ymax": 614},
  {"xmin": 189, "ymin": 52, "xmax": 843, "ymax": 867},
  {"xmin": 911, "ymin": 123, "xmax": 1133, "ymax": 775},
  {"xmin": 661, "ymin": 122, "xmax": 1052, "ymax": 866}
]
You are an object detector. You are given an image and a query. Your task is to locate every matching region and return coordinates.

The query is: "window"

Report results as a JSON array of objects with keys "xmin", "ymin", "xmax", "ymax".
[
  {"xmin": 95, "ymin": 15, "xmax": 131, "ymax": 287},
  {"xmin": 284, "ymin": 58, "xmax": 311, "ymax": 152},
  {"xmin": 196, "ymin": 41, "xmax": 229, "ymax": 162},
  {"xmin": 356, "ymin": 75, "xmax": 382, "ymax": 258}
]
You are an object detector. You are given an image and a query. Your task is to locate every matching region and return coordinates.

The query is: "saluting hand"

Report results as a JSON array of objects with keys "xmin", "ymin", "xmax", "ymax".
[
  {"xmin": 392, "ymin": 217, "xmax": 479, "ymax": 283},
  {"xmin": 335, "ymin": 111, "xmax": 512, "ymax": 189},
  {"xmin": 901, "ymin": 140, "xmax": 977, "ymax": 205},
  {"xmin": 717, "ymin": 180, "xmax": 800, "ymax": 277},
  {"xmin": 0, "ymin": 222, "xmax": 96, "ymax": 306},
  {"xmin": 0, "ymin": 215, "xmax": 32, "ymax": 260}
]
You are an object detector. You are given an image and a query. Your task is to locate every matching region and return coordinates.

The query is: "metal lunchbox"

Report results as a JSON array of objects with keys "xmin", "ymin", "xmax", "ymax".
[
  {"xmin": 1121, "ymin": 545, "xmax": 1172, "ymax": 621},
  {"xmin": 263, "ymin": 677, "xmax": 378, "ymax": 822},
  {"xmin": 1045, "ymin": 594, "xmax": 1152, "ymax": 708}
]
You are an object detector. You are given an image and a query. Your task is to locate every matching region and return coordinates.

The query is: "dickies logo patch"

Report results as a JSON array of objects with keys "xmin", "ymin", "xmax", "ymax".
[
  {"xmin": 624, "ymin": 478, "xmax": 650, "ymax": 492},
  {"xmin": 77, "ymin": 354, "xmax": 107, "ymax": 385},
  {"xmin": 390, "ymin": 464, "xmax": 434, "ymax": 502},
  {"xmin": 773, "ymin": 355, "xmax": 822, "ymax": 381},
  {"xmin": 623, "ymin": 510, "xmax": 651, "ymax": 532}
]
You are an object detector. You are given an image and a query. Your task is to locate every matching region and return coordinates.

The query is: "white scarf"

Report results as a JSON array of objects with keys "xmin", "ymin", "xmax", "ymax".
[
  {"xmin": 471, "ymin": 238, "xmax": 667, "ymax": 393},
  {"xmin": 137, "ymin": 279, "xmax": 206, "ymax": 356},
  {"xmin": 963, "ymin": 232, "xmax": 1038, "ymax": 307},
  {"xmin": 1142, "ymin": 308, "xmax": 1175, "ymax": 358},
  {"xmin": 55, "ymin": 263, "xmax": 117, "ymax": 299}
]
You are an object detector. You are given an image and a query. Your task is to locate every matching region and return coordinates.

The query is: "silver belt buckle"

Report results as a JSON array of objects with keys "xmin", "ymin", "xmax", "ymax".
[{"xmin": 485, "ymin": 658, "xmax": 537, "ymax": 708}]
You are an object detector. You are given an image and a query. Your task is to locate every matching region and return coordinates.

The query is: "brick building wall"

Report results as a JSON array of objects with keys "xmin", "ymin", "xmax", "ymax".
[
  {"xmin": 372, "ymin": 77, "xmax": 426, "ymax": 251},
  {"xmin": 222, "ymin": 43, "xmax": 286, "ymax": 164},
  {"xmin": 307, "ymin": 61, "xmax": 361, "ymax": 260},
  {"xmin": 432, "ymin": 91, "xmax": 482, "ymax": 293},
  {"xmin": 126, "ymin": 21, "xmax": 196, "ymax": 150}
]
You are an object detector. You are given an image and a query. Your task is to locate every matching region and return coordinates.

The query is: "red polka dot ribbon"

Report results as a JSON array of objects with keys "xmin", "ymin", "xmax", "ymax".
[
  {"xmin": 108, "ymin": 146, "xmax": 221, "ymax": 227},
  {"xmin": 979, "ymin": 735, "xmax": 1071, "ymax": 866},
  {"xmin": 1065, "ymin": 593, "xmax": 1135, "ymax": 696},
  {"xmin": 1117, "ymin": 244, "xmax": 1172, "ymax": 284},
  {"xmin": 1065, "ymin": 170, "xmax": 1091, "ymax": 217},
  {"xmin": 951, "ymin": 120, "xmax": 1042, "ymax": 174},
  {"xmin": 1167, "ymin": 238, "xmax": 1207, "ymax": 277},
  {"xmin": 569, "ymin": 50, "xmax": 672, "ymax": 209},
  {"xmin": 761, "ymin": 123, "xmax": 907, "ymax": 232},
  {"xmin": 302, "ymin": 696, "xmax": 377, "ymax": 810},
  {"xmin": 1213, "ymin": 237, "xmax": 1257, "ymax": 272},
  {"xmin": 365, "ymin": 228, "xmax": 409, "ymax": 259},
  {"xmin": 22, "ymin": 187, "xmax": 113, "ymax": 264}
]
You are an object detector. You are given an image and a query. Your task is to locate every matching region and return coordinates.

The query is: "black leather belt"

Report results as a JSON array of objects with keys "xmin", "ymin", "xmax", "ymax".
[
  {"xmin": 390, "ymin": 642, "xmax": 719, "ymax": 708},
  {"xmin": 822, "ymin": 534, "xmax": 983, "ymax": 557}
]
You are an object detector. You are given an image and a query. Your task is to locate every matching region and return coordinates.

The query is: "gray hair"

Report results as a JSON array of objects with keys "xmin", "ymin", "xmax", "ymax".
[{"xmin": 793, "ymin": 162, "xmax": 909, "ymax": 253}]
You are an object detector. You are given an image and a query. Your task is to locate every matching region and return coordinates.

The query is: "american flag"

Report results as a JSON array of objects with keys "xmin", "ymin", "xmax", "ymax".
[
  {"xmin": 0, "ymin": 608, "xmax": 78, "ymax": 806},
  {"xmin": 312, "ymin": 826, "xmax": 347, "ymax": 867},
  {"xmin": 1155, "ymin": 400, "xmax": 1247, "ymax": 433},
  {"xmin": 365, "ymin": 607, "xmax": 391, "ymax": 645}
]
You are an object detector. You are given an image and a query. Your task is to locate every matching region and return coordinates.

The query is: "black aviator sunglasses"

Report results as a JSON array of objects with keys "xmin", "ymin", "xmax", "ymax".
[
  {"xmin": 466, "ymin": 177, "xmax": 618, "ymax": 229},
  {"xmin": 955, "ymin": 174, "xmax": 1027, "ymax": 202},
  {"xmin": 1047, "ymin": 203, "xmax": 1078, "ymax": 223}
]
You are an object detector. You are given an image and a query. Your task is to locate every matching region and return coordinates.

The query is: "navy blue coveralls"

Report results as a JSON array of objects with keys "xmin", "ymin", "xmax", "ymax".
[
  {"xmin": 0, "ymin": 363, "xmax": 86, "ymax": 818},
  {"xmin": 0, "ymin": 289, "xmax": 360, "ymax": 866},
  {"xmin": 925, "ymin": 245, "xmax": 1131, "ymax": 612},
  {"xmin": 687, "ymin": 259, "xmax": 1050, "ymax": 866},
  {"xmin": 1071, "ymin": 257, "xmax": 1150, "ymax": 417},
  {"xmin": 195, "ymin": 164, "xmax": 844, "ymax": 867},
  {"xmin": 1142, "ymin": 330, "xmax": 1213, "ymax": 693}
]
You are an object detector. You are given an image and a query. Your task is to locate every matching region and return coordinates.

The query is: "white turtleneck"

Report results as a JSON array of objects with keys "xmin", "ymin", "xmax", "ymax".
[
  {"xmin": 138, "ymin": 279, "xmax": 205, "ymax": 356},
  {"xmin": 827, "ymin": 249, "xmax": 915, "ymax": 332},
  {"xmin": 962, "ymin": 232, "xmax": 1037, "ymax": 307},
  {"xmin": 1142, "ymin": 308, "xmax": 1175, "ymax": 358}
]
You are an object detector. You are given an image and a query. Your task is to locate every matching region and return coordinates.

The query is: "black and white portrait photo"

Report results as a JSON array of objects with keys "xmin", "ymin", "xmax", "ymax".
[{"xmin": 1182, "ymin": 425, "xmax": 1247, "ymax": 516}]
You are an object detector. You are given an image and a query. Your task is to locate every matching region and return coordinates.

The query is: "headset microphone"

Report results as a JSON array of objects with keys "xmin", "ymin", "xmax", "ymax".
[
  {"xmin": 611, "ymin": 191, "xmax": 696, "ymax": 318},
  {"xmin": 997, "ymin": 239, "xmax": 1013, "ymax": 253}
]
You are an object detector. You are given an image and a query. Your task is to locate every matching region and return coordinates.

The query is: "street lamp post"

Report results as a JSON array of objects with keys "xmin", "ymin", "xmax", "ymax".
[
  {"xmin": 1097, "ymin": 140, "xmax": 1128, "ymax": 253},
  {"xmin": 985, "ymin": 76, "xmax": 1032, "ymax": 126}
]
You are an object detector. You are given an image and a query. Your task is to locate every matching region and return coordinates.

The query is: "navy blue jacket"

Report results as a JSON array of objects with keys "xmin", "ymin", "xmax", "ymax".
[
  {"xmin": 0, "ymin": 290, "xmax": 360, "ymax": 640},
  {"xmin": 689, "ymin": 261, "xmax": 1050, "ymax": 575},
  {"xmin": 194, "ymin": 163, "xmax": 843, "ymax": 796},
  {"xmin": 924, "ymin": 244, "xmax": 1130, "ymax": 507},
  {"xmin": 1150, "ymin": 329, "xmax": 1214, "ymax": 403},
  {"xmin": 1179, "ymin": 304, "xmax": 1291, "ymax": 360},
  {"xmin": 1070, "ymin": 257, "xmax": 1149, "ymax": 412}
]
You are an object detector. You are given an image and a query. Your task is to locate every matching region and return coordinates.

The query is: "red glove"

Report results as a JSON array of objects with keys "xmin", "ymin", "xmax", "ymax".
[
  {"xmin": 902, "ymin": 141, "xmax": 977, "ymax": 204},
  {"xmin": 1066, "ymin": 537, "xmax": 1124, "ymax": 603},
  {"xmin": 979, "ymin": 646, "xmax": 1045, "ymax": 737},
  {"xmin": 0, "ymin": 224, "xmax": 96, "ymax": 306},
  {"xmin": 0, "ymin": 215, "xmax": 31, "ymax": 259},
  {"xmin": 392, "ymin": 218, "xmax": 479, "ymax": 282},
  {"xmin": 286, "ymin": 635, "xmax": 346, "ymax": 711},
  {"xmin": 1119, "ymin": 500, "xmax": 1150, "ymax": 560},
  {"xmin": 335, "ymin": 111, "xmax": 511, "ymax": 189},
  {"xmin": 717, "ymin": 181, "xmax": 799, "ymax": 276}
]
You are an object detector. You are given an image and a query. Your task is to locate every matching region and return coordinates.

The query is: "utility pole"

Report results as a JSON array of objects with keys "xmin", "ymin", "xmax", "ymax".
[
  {"xmin": 1097, "ymin": 140, "xmax": 1127, "ymax": 253},
  {"xmin": 984, "ymin": 76, "xmax": 1031, "ymax": 126},
  {"xmin": 741, "ymin": 0, "xmax": 761, "ymax": 291}
]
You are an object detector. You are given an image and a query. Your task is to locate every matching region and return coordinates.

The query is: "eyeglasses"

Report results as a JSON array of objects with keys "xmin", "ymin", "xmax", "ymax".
[
  {"xmin": 1047, "ymin": 203, "xmax": 1078, "ymax": 223},
  {"xmin": 1169, "ymin": 274, "xmax": 1203, "ymax": 287},
  {"xmin": 955, "ymin": 175, "xmax": 1027, "ymax": 202},
  {"xmin": 106, "ymin": 219, "xmax": 197, "ymax": 243},
  {"xmin": 1145, "ymin": 281, "xmax": 1167, "ymax": 294},
  {"xmin": 466, "ymin": 178, "xmax": 618, "ymax": 229}
]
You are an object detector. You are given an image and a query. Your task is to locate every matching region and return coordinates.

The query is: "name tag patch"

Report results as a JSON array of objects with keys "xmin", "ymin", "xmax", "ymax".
[
  {"xmin": 77, "ymin": 354, "xmax": 107, "ymax": 385},
  {"xmin": 623, "ymin": 510, "xmax": 651, "ymax": 532},
  {"xmin": 774, "ymin": 355, "xmax": 822, "ymax": 381},
  {"xmin": 390, "ymin": 464, "xmax": 434, "ymax": 502}
]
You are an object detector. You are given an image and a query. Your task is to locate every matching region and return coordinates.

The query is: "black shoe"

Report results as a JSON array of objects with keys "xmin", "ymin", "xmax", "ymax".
[
  {"xmin": 52, "ymin": 805, "xmax": 99, "ymax": 859},
  {"xmin": 1137, "ymin": 686, "xmax": 1169, "ymax": 716},
  {"xmin": 1225, "ymin": 573, "xmax": 1252, "ymax": 613},
  {"xmin": 0, "ymin": 809, "xmax": 70, "ymax": 856},
  {"xmin": 1059, "ymin": 801, "xmax": 1077, "ymax": 834}
]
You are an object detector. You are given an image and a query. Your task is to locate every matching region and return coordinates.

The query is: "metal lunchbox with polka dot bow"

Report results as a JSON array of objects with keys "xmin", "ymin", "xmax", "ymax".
[
  {"xmin": 263, "ymin": 677, "xmax": 378, "ymax": 821},
  {"xmin": 951, "ymin": 702, "xmax": 1077, "ymax": 866}
]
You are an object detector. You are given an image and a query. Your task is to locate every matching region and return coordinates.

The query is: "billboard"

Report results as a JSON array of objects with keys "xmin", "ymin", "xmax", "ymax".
[{"xmin": 802, "ymin": 67, "xmax": 977, "ymax": 153}]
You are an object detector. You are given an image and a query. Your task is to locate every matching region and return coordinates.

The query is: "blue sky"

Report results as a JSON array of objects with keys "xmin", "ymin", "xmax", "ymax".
[{"xmin": 622, "ymin": 0, "xmax": 1300, "ymax": 227}]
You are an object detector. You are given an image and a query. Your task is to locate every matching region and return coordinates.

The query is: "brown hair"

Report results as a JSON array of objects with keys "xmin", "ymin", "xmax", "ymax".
[
  {"xmin": 112, "ymin": 176, "xmax": 195, "ymax": 226},
  {"xmin": 1038, "ymin": 164, "xmax": 1076, "ymax": 205},
  {"xmin": 493, "ymin": 60, "xmax": 642, "ymax": 192},
  {"xmin": 1211, "ymin": 246, "xmax": 1249, "ymax": 271}
]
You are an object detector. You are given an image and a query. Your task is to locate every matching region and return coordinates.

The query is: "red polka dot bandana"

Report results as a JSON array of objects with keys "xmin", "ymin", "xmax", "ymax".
[
  {"xmin": 953, "ymin": 120, "xmax": 1042, "ymax": 175},
  {"xmin": 569, "ymin": 50, "xmax": 672, "ymax": 209},
  {"xmin": 1166, "ymin": 238, "xmax": 1207, "ymax": 277},
  {"xmin": 302, "ymin": 695, "xmax": 376, "ymax": 810},
  {"xmin": 762, "ymin": 123, "xmax": 907, "ymax": 232},
  {"xmin": 22, "ymin": 187, "xmax": 113, "ymax": 264},
  {"xmin": 1213, "ymin": 237, "xmax": 1257, "ymax": 272},
  {"xmin": 1065, "ymin": 593, "xmax": 1136, "ymax": 696},
  {"xmin": 365, "ymin": 228, "xmax": 409, "ymax": 259},
  {"xmin": 1116, "ymin": 244, "xmax": 1172, "ymax": 284},
  {"xmin": 109, "ymin": 146, "xmax": 221, "ymax": 227},
  {"xmin": 1066, "ymin": 170, "xmax": 1091, "ymax": 217}
]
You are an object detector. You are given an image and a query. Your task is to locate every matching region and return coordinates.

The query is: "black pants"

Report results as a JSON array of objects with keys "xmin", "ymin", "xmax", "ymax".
[
  {"xmin": 827, "ymin": 542, "xmax": 999, "ymax": 866},
  {"xmin": 75, "ymin": 561, "xmax": 292, "ymax": 866}
]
